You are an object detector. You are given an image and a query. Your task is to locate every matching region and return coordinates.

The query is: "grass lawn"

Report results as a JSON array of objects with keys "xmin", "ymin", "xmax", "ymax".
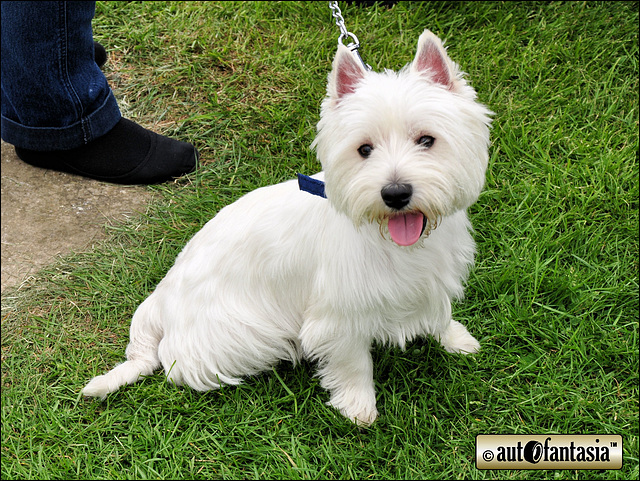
[{"xmin": 1, "ymin": 1, "xmax": 638, "ymax": 479}]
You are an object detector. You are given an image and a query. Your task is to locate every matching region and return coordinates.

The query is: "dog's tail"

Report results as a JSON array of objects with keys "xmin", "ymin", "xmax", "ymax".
[{"xmin": 82, "ymin": 298, "xmax": 162, "ymax": 400}]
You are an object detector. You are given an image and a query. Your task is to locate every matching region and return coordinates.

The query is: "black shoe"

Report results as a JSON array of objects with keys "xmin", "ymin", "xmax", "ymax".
[
  {"xmin": 15, "ymin": 118, "xmax": 198, "ymax": 185},
  {"xmin": 94, "ymin": 41, "xmax": 107, "ymax": 68}
]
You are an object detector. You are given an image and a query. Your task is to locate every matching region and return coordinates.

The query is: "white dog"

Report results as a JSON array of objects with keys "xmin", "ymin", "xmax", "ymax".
[{"xmin": 83, "ymin": 30, "xmax": 492, "ymax": 426}]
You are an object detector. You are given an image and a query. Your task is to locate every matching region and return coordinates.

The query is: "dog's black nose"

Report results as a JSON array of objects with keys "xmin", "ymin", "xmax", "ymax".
[{"xmin": 381, "ymin": 183, "xmax": 413, "ymax": 210}]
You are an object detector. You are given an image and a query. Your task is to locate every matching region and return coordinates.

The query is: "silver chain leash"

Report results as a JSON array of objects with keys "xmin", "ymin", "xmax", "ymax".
[{"xmin": 328, "ymin": 1, "xmax": 372, "ymax": 71}]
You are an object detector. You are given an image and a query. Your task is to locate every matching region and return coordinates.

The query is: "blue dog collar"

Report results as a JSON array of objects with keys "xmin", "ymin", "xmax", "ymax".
[{"xmin": 297, "ymin": 173, "xmax": 326, "ymax": 199}]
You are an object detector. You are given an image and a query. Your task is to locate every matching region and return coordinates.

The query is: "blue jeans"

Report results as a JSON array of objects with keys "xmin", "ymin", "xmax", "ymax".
[{"xmin": 1, "ymin": 1, "xmax": 121, "ymax": 151}]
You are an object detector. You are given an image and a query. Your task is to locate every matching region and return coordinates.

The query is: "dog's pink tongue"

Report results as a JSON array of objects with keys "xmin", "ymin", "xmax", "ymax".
[{"xmin": 388, "ymin": 213, "xmax": 424, "ymax": 246}]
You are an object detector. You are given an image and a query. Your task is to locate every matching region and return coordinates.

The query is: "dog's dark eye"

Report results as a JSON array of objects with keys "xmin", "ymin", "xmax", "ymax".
[
  {"xmin": 417, "ymin": 135, "xmax": 435, "ymax": 149},
  {"xmin": 358, "ymin": 144, "xmax": 374, "ymax": 158}
]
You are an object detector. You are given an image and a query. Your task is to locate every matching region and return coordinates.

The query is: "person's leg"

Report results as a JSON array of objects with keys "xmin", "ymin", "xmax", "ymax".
[
  {"xmin": 1, "ymin": 1, "xmax": 197, "ymax": 184},
  {"xmin": 1, "ymin": 0, "xmax": 118, "ymax": 149}
]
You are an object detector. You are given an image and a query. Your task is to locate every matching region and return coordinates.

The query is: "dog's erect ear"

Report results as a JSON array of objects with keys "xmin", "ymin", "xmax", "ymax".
[
  {"xmin": 411, "ymin": 30, "xmax": 453, "ymax": 88},
  {"xmin": 329, "ymin": 44, "xmax": 367, "ymax": 100}
]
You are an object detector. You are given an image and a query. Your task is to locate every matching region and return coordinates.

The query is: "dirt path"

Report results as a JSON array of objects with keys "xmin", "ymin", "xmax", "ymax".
[{"xmin": 1, "ymin": 140, "xmax": 152, "ymax": 292}]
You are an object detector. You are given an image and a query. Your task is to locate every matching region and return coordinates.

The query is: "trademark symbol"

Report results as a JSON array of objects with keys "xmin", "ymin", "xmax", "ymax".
[{"xmin": 610, "ymin": 442, "xmax": 617, "ymax": 448}]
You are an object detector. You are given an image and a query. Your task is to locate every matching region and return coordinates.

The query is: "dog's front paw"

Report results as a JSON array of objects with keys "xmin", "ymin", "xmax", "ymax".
[
  {"xmin": 325, "ymin": 384, "xmax": 379, "ymax": 426},
  {"xmin": 328, "ymin": 397, "xmax": 379, "ymax": 427},
  {"xmin": 439, "ymin": 319, "xmax": 480, "ymax": 354}
]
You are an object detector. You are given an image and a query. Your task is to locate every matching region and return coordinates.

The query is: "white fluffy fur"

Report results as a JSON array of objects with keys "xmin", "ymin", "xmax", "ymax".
[{"xmin": 83, "ymin": 30, "xmax": 492, "ymax": 426}]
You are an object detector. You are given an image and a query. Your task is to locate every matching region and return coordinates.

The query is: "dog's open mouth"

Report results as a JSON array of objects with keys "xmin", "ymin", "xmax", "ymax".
[{"xmin": 387, "ymin": 212, "xmax": 428, "ymax": 246}]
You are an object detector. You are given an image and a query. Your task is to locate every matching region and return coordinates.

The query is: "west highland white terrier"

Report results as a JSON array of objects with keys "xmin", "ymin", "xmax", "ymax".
[{"xmin": 83, "ymin": 30, "xmax": 492, "ymax": 426}]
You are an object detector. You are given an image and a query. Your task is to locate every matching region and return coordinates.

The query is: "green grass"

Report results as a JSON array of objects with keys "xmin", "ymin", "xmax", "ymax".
[{"xmin": 2, "ymin": 1, "xmax": 638, "ymax": 479}]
